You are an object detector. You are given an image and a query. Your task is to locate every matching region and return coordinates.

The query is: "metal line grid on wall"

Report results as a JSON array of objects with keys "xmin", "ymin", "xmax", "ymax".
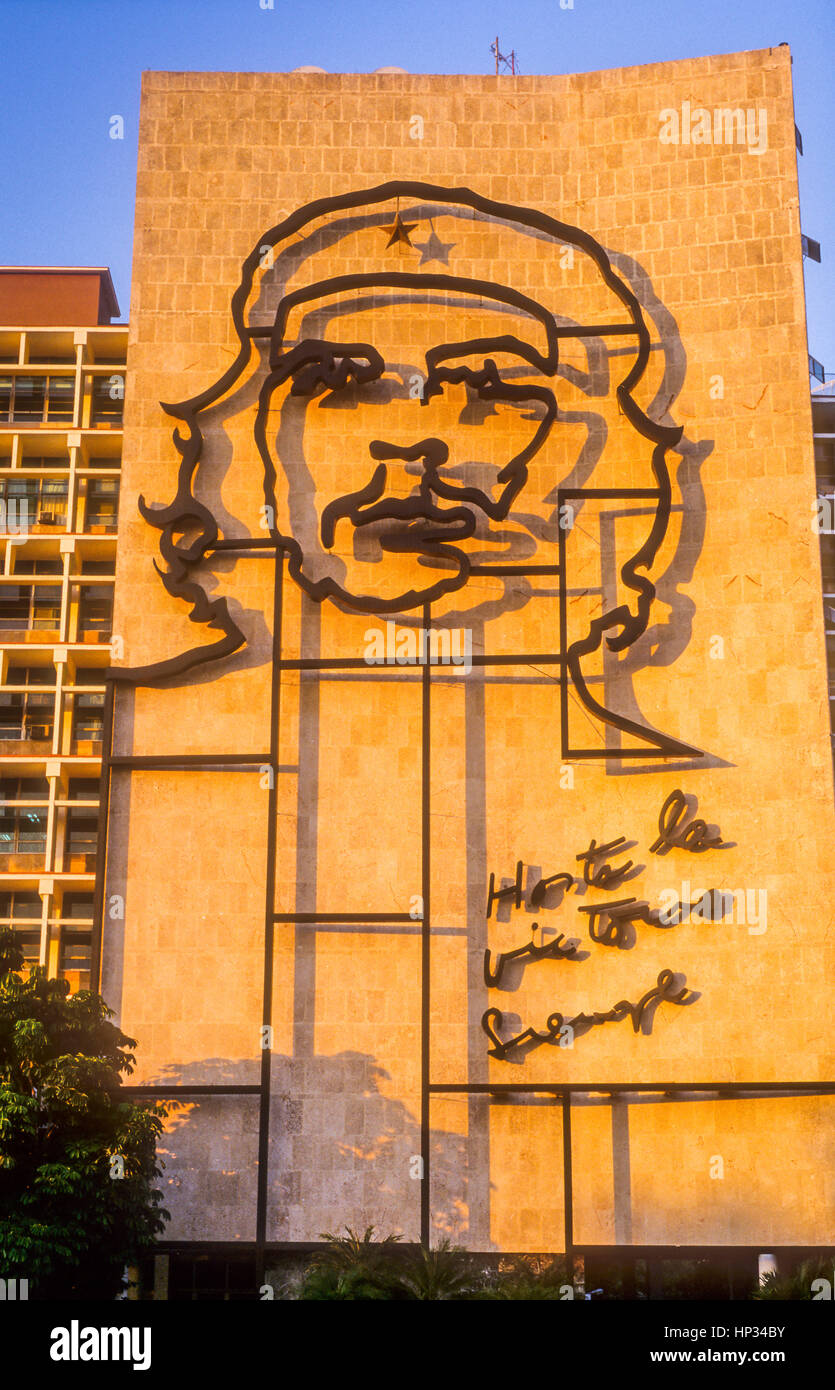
[{"xmin": 93, "ymin": 543, "xmax": 835, "ymax": 1275}]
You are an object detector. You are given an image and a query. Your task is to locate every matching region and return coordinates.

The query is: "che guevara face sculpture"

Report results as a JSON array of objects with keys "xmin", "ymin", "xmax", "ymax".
[
  {"xmin": 256, "ymin": 289, "xmax": 559, "ymax": 613},
  {"xmin": 124, "ymin": 182, "xmax": 698, "ymax": 761}
]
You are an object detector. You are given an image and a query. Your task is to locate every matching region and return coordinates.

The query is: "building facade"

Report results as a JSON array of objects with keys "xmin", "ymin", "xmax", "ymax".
[
  {"xmin": 0, "ymin": 268, "xmax": 123, "ymax": 993},
  {"xmin": 813, "ymin": 379, "xmax": 835, "ymax": 749},
  {"xmin": 99, "ymin": 50, "xmax": 834, "ymax": 1296}
]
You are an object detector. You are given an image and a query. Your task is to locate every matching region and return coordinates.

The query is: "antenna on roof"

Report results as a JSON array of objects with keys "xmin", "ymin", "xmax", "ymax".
[{"xmin": 490, "ymin": 37, "xmax": 519, "ymax": 76}]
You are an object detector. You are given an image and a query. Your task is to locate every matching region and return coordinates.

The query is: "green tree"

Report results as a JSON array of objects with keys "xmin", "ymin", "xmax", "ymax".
[{"xmin": 0, "ymin": 928, "xmax": 168, "ymax": 1299}]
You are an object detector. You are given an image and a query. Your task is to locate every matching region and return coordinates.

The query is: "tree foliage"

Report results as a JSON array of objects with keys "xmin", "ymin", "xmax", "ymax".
[{"xmin": 0, "ymin": 929, "xmax": 168, "ymax": 1299}]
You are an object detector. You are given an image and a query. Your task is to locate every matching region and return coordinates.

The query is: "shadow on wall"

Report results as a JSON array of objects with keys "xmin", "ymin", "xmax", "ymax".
[
  {"xmin": 151, "ymin": 1054, "xmax": 473, "ymax": 1247},
  {"xmin": 143, "ymin": 1063, "xmax": 835, "ymax": 1252}
]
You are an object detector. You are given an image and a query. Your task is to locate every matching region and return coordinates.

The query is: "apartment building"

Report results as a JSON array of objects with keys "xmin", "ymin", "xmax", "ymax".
[{"xmin": 0, "ymin": 267, "xmax": 123, "ymax": 993}]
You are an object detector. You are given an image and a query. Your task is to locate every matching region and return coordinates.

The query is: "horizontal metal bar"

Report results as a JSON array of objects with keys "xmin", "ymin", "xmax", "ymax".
[
  {"xmin": 209, "ymin": 537, "xmax": 278, "ymax": 550},
  {"xmin": 566, "ymin": 748, "xmax": 686, "ymax": 759},
  {"xmin": 119, "ymin": 1085, "xmax": 262, "ymax": 1096},
  {"xmin": 281, "ymin": 653, "xmax": 564, "ymax": 670},
  {"xmin": 109, "ymin": 754, "xmax": 271, "ymax": 769},
  {"xmin": 468, "ymin": 565, "xmax": 561, "ymax": 576},
  {"xmin": 246, "ymin": 323, "xmax": 642, "ymax": 341},
  {"xmin": 275, "ymin": 912, "xmax": 416, "ymax": 923},
  {"xmin": 559, "ymin": 488, "xmax": 662, "ymax": 499},
  {"xmin": 201, "ymin": 552, "xmax": 563, "ymax": 576},
  {"xmin": 429, "ymin": 1083, "xmax": 835, "ymax": 1094},
  {"xmin": 575, "ymin": 1244, "xmax": 835, "ymax": 1255}
]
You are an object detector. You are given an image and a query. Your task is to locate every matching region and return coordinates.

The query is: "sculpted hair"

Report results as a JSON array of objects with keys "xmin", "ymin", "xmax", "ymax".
[{"xmin": 115, "ymin": 180, "xmax": 680, "ymax": 684}]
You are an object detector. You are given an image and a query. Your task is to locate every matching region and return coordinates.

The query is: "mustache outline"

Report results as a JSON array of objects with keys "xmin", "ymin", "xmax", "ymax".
[{"xmin": 319, "ymin": 439, "xmax": 501, "ymax": 548}]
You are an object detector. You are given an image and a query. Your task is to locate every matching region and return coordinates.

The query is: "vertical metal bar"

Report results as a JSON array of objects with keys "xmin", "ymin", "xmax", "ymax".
[
  {"xmin": 557, "ymin": 494, "xmax": 569, "ymax": 758},
  {"xmin": 562, "ymin": 1088, "xmax": 574, "ymax": 1265},
  {"xmin": 420, "ymin": 602, "xmax": 431, "ymax": 1248},
  {"xmin": 464, "ymin": 624, "xmax": 490, "ymax": 1247},
  {"xmin": 291, "ymin": 597, "xmax": 321, "ymax": 1059},
  {"xmin": 256, "ymin": 553, "xmax": 283, "ymax": 1285},
  {"xmin": 90, "ymin": 678, "xmax": 115, "ymax": 991}
]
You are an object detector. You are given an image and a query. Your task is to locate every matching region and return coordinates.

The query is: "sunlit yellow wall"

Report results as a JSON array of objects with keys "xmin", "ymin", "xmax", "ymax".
[{"xmin": 105, "ymin": 53, "xmax": 835, "ymax": 1249}]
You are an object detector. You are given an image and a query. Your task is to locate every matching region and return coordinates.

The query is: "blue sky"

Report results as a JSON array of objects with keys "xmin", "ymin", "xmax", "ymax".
[{"xmin": 0, "ymin": 0, "xmax": 831, "ymax": 370}]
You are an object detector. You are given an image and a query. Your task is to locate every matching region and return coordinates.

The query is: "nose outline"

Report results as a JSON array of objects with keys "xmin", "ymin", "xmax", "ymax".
[{"xmin": 368, "ymin": 437, "xmax": 449, "ymax": 498}]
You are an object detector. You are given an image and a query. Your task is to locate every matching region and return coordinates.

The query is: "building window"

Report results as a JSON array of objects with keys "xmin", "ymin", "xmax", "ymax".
[
  {"xmin": 0, "ymin": 667, "xmax": 55, "ymax": 741},
  {"xmin": 84, "ymin": 478, "xmax": 119, "ymax": 531},
  {"xmin": 61, "ymin": 892, "xmax": 94, "ymax": 920},
  {"xmin": 0, "ymin": 374, "xmax": 75, "ymax": 425},
  {"xmin": 77, "ymin": 587, "xmax": 113, "ymax": 638},
  {"xmin": 6, "ymin": 665, "xmax": 54, "ymax": 685},
  {"xmin": 0, "ymin": 926, "xmax": 41, "ymax": 971},
  {"xmin": 0, "ymin": 810, "xmax": 48, "ymax": 856},
  {"xmin": 67, "ymin": 778, "xmax": 100, "ymax": 801},
  {"xmin": 88, "ymin": 375, "xmax": 124, "ymax": 427},
  {"xmin": 0, "ymin": 586, "xmax": 29, "ymax": 631},
  {"xmin": 67, "ymin": 813, "xmax": 98, "ymax": 856},
  {"xmin": 14, "ymin": 557, "xmax": 63, "ymax": 575},
  {"xmin": 58, "ymin": 933, "xmax": 91, "ymax": 991},
  {"xmin": 167, "ymin": 1255, "xmax": 258, "ymax": 1301},
  {"xmin": 79, "ymin": 559, "xmax": 115, "ymax": 576},
  {"xmin": 45, "ymin": 376, "xmax": 76, "ymax": 423},
  {"xmin": 0, "ymin": 776, "xmax": 50, "ymax": 802},
  {"xmin": 71, "ymin": 692, "xmax": 104, "ymax": 748},
  {"xmin": 0, "ymin": 476, "xmax": 68, "ymax": 529},
  {"xmin": 0, "ymin": 477, "xmax": 37, "ymax": 533},
  {"xmin": 6, "ymin": 376, "xmax": 44, "ymax": 423},
  {"xmin": 0, "ymin": 584, "xmax": 61, "ymax": 633},
  {"xmin": 0, "ymin": 890, "xmax": 42, "ymax": 921},
  {"xmin": 31, "ymin": 586, "xmax": 62, "ymax": 630},
  {"xmin": 71, "ymin": 668, "xmax": 104, "ymax": 688},
  {"xmin": 38, "ymin": 478, "xmax": 69, "ymax": 526}
]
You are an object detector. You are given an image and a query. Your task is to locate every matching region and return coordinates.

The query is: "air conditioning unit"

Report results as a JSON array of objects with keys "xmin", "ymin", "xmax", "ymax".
[{"xmin": 26, "ymin": 724, "xmax": 52, "ymax": 740}]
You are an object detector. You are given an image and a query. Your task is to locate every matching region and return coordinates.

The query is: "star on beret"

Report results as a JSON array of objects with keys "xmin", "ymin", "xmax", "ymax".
[{"xmin": 380, "ymin": 211, "xmax": 419, "ymax": 249}]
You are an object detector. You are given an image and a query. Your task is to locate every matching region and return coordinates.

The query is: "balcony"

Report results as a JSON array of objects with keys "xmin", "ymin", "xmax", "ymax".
[{"xmin": 0, "ymin": 731, "xmax": 54, "ymax": 757}]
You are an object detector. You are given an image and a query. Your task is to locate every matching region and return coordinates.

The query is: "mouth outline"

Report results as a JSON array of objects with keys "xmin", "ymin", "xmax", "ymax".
[{"xmin": 320, "ymin": 438, "xmax": 512, "ymax": 552}]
